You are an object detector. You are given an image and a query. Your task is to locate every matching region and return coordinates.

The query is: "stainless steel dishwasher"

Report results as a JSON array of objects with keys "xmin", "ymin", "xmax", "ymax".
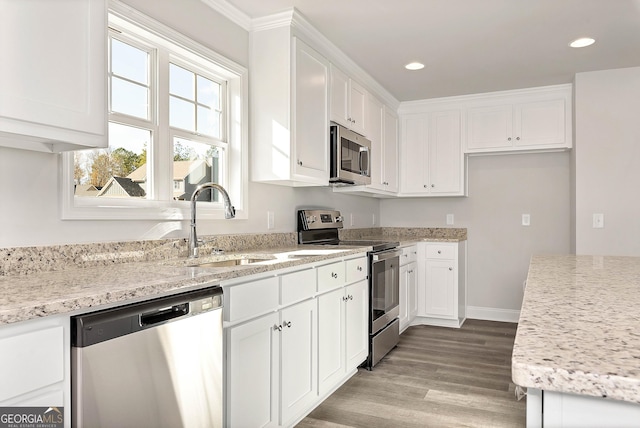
[{"xmin": 71, "ymin": 286, "xmax": 223, "ymax": 428}]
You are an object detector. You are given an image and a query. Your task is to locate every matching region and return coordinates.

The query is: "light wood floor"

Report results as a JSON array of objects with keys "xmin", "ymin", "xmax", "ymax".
[{"xmin": 297, "ymin": 319, "xmax": 526, "ymax": 428}]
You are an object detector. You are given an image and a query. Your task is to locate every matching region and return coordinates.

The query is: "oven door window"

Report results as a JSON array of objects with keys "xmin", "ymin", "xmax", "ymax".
[{"xmin": 371, "ymin": 256, "xmax": 399, "ymax": 322}]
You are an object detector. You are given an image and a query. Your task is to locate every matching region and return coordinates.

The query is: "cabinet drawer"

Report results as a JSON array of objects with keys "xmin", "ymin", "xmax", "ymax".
[
  {"xmin": 226, "ymin": 277, "xmax": 279, "ymax": 322},
  {"xmin": 401, "ymin": 246, "xmax": 418, "ymax": 265},
  {"xmin": 345, "ymin": 257, "xmax": 368, "ymax": 284},
  {"xmin": 281, "ymin": 268, "xmax": 316, "ymax": 306},
  {"xmin": 425, "ymin": 244, "xmax": 456, "ymax": 260},
  {"xmin": 0, "ymin": 325, "xmax": 64, "ymax": 401},
  {"xmin": 317, "ymin": 261, "xmax": 345, "ymax": 292}
]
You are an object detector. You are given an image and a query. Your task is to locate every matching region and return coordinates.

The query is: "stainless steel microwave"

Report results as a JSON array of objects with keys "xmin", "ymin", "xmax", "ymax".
[{"xmin": 330, "ymin": 123, "xmax": 371, "ymax": 185}]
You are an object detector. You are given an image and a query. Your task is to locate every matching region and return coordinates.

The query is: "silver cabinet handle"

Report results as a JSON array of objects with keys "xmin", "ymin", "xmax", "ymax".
[
  {"xmin": 437, "ymin": 250, "xmax": 442, "ymax": 254},
  {"xmin": 343, "ymin": 296, "xmax": 349, "ymax": 302},
  {"xmin": 331, "ymin": 272, "xmax": 338, "ymax": 279},
  {"xmin": 348, "ymin": 295, "xmax": 353, "ymax": 300},
  {"xmin": 297, "ymin": 160, "xmax": 303, "ymax": 166},
  {"xmin": 283, "ymin": 321, "xmax": 292, "ymax": 328},
  {"xmin": 516, "ymin": 137, "xmax": 520, "ymax": 140},
  {"xmin": 508, "ymin": 137, "xmax": 512, "ymax": 141},
  {"xmin": 357, "ymin": 266, "xmax": 363, "ymax": 271},
  {"xmin": 449, "ymin": 267, "xmax": 453, "ymax": 271},
  {"xmin": 431, "ymin": 184, "xmax": 435, "ymax": 188},
  {"xmin": 273, "ymin": 324, "xmax": 282, "ymax": 331}
]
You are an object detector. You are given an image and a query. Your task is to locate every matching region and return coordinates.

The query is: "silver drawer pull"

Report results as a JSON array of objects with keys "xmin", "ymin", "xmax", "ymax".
[
  {"xmin": 273, "ymin": 324, "xmax": 282, "ymax": 331},
  {"xmin": 283, "ymin": 321, "xmax": 292, "ymax": 328},
  {"xmin": 331, "ymin": 272, "xmax": 338, "ymax": 279},
  {"xmin": 437, "ymin": 250, "xmax": 442, "ymax": 254},
  {"xmin": 357, "ymin": 266, "xmax": 363, "ymax": 271}
]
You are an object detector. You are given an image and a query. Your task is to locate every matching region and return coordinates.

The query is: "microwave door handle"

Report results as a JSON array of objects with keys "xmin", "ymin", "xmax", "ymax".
[{"xmin": 359, "ymin": 147, "xmax": 369, "ymax": 175}]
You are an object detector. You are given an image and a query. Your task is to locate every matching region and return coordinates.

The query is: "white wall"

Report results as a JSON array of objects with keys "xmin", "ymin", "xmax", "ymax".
[
  {"xmin": 573, "ymin": 67, "xmax": 640, "ymax": 256},
  {"xmin": 0, "ymin": 0, "xmax": 379, "ymax": 248},
  {"xmin": 381, "ymin": 153, "xmax": 571, "ymax": 315}
]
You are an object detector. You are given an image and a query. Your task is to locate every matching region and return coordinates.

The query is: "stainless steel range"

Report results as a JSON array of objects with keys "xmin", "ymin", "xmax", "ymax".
[{"xmin": 297, "ymin": 209, "xmax": 401, "ymax": 369}]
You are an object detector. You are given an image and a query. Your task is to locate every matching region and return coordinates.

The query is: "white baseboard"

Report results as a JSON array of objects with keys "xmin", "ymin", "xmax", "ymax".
[{"xmin": 467, "ymin": 306, "xmax": 520, "ymax": 323}]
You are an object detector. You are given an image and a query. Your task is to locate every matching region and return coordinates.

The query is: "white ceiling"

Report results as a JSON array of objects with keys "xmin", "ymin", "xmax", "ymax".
[{"xmin": 222, "ymin": 0, "xmax": 640, "ymax": 101}]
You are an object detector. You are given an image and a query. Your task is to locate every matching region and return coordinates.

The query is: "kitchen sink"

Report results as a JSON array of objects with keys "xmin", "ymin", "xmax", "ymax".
[{"xmin": 188, "ymin": 257, "xmax": 272, "ymax": 268}]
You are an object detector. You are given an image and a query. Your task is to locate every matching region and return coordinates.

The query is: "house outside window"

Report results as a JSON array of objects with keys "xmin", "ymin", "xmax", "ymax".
[{"xmin": 61, "ymin": 1, "xmax": 247, "ymax": 220}]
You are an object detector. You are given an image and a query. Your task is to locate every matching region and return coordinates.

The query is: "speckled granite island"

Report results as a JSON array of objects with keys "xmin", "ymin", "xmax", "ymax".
[{"xmin": 512, "ymin": 255, "xmax": 640, "ymax": 427}]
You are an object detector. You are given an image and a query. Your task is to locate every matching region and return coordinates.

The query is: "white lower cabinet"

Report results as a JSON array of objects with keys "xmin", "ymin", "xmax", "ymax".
[
  {"xmin": 227, "ymin": 311, "xmax": 280, "ymax": 428},
  {"xmin": 0, "ymin": 315, "xmax": 70, "ymax": 427},
  {"xmin": 527, "ymin": 388, "xmax": 640, "ymax": 428},
  {"xmin": 399, "ymin": 245, "xmax": 418, "ymax": 332},
  {"xmin": 225, "ymin": 254, "xmax": 368, "ymax": 427},
  {"xmin": 227, "ymin": 298, "xmax": 317, "ymax": 428},
  {"xmin": 317, "ymin": 279, "xmax": 368, "ymax": 395},
  {"xmin": 416, "ymin": 241, "xmax": 467, "ymax": 328}
]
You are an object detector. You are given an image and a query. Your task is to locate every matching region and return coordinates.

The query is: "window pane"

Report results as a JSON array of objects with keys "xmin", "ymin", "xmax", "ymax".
[
  {"xmin": 74, "ymin": 123, "xmax": 150, "ymax": 199},
  {"xmin": 111, "ymin": 39, "xmax": 148, "ymax": 84},
  {"xmin": 197, "ymin": 105, "xmax": 217, "ymax": 137},
  {"xmin": 112, "ymin": 77, "xmax": 149, "ymax": 119},
  {"xmin": 197, "ymin": 75, "xmax": 219, "ymax": 108},
  {"xmin": 170, "ymin": 96, "xmax": 195, "ymax": 132},
  {"xmin": 170, "ymin": 63, "xmax": 195, "ymax": 100},
  {"xmin": 172, "ymin": 137, "xmax": 223, "ymax": 201}
]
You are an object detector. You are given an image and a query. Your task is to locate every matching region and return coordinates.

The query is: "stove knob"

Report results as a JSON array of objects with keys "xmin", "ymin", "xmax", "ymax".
[
  {"xmin": 335, "ymin": 215, "xmax": 344, "ymax": 223},
  {"xmin": 306, "ymin": 215, "xmax": 317, "ymax": 224}
]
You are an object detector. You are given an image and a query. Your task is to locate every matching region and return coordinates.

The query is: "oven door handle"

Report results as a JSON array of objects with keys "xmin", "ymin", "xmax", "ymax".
[{"xmin": 372, "ymin": 249, "xmax": 402, "ymax": 261}]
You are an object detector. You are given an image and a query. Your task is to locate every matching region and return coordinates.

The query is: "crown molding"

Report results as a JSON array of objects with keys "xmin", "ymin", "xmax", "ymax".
[{"xmin": 199, "ymin": 0, "xmax": 251, "ymax": 31}]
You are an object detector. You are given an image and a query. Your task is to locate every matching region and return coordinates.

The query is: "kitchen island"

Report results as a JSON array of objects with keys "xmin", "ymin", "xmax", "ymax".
[{"xmin": 512, "ymin": 254, "xmax": 640, "ymax": 427}]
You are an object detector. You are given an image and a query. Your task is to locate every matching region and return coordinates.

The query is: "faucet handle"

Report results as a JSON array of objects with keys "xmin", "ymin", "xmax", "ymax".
[{"xmin": 212, "ymin": 248, "xmax": 225, "ymax": 255}]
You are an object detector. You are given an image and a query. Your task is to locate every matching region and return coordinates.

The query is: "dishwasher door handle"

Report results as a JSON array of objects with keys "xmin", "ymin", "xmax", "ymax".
[{"xmin": 140, "ymin": 303, "xmax": 189, "ymax": 327}]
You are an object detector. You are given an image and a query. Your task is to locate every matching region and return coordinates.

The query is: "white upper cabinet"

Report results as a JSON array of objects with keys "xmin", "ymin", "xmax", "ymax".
[
  {"xmin": 465, "ymin": 85, "xmax": 571, "ymax": 153},
  {"xmin": 250, "ymin": 25, "xmax": 329, "ymax": 186},
  {"xmin": 382, "ymin": 106, "xmax": 399, "ymax": 192},
  {"xmin": 329, "ymin": 64, "xmax": 368, "ymax": 137},
  {"xmin": 0, "ymin": 0, "xmax": 107, "ymax": 152},
  {"xmin": 400, "ymin": 109, "xmax": 464, "ymax": 196}
]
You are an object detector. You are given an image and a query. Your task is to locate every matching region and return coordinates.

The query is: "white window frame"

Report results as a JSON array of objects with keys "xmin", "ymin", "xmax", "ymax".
[{"xmin": 60, "ymin": 0, "xmax": 248, "ymax": 221}]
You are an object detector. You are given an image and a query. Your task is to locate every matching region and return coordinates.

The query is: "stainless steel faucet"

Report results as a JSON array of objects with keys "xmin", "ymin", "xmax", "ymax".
[{"xmin": 189, "ymin": 182, "xmax": 235, "ymax": 258}]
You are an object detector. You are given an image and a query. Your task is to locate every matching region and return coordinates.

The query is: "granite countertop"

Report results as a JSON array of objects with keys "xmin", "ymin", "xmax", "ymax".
[
  {"xmin": 0, "ymin": 227, "xmax": 467, "ymax": 327},
  {"xmin": 0, "ymin": 245, "xmax": 369, "ymax": 326},
  {"xmin": 512, "ymin": 254, "xmax": 640, "ymax": 404}
]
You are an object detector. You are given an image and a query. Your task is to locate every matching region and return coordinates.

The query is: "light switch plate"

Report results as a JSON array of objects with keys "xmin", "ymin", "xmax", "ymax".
[
  {"xmin": 522, "ymin": 214, "xmax": 530, "ymax": 226},
  {"xmin": 267, "ymin": 211, "xmax": 275, "ymax": 229}
]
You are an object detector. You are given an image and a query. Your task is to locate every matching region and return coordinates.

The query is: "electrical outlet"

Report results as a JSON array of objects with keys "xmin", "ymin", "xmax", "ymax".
[
  {"xmin": 446, "ymin": 214, "xmax": 454, "ymax": 225},
  {"xmin": 372, "ymin": 214, "xmax": 376, "ymax": 226},
  {"xmin": 350, "ymin": 213, "xmax": 355, "ymax": 226},
  {"xmin": 522, "ymin": 214, "xmax": 530, "ymax": 226},
  {"xmin": 267, "ymin": 211, "xmax": 275, "ymax": 230},
  {"xmin": 593, "ymin": 213, "xmax": 604, "ymax": 229}
]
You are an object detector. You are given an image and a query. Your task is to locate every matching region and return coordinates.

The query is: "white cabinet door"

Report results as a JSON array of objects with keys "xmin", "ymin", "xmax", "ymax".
[
  {"xmin": 400, "ymin": 110, "xmax": 463, "ymax": 196},
  {"xmin": 401, "ymin": 113, "xmax": 429, "ymax": 194},
  {"xmin": 0, "ymin": 0, "xmax": 107, "ymax": 152},
  {"xmin": 227, "ymin": 312, "xmax": 279, "ymax": 428},
  {"xmin": 317, "ymin": 288, "xmax": 345, "ymax": 395},
  {"xmin": 400, "ymin": 261, "xmax": 418, "ymax": 332},
  {"xmin": 515, "ymin": 99, "xmax": 566, "ymax": 148},
  {"xmin": 329, "ymin": 65, "xmax": 349, "ymax": 129},
  {"xmin": 280, "ymin": 299, "xmax": 317, "ymax": 424},
  {"xmin": 466, "ymin": 104, "xmax": 513, "ymax": 151},
  {"xmin": 429, "ymin": 110, "xmax": 462, "ymax": 195},
  {"xmin": 399, "ymin": 264, "xmax": 409, "ymax": 331},
  {"xmin": 367, "ymin": 95, "xmax": 385, "ymax": 190},
  {"xmin": 349, "ymin": 80, "xmax": 368, "ymax": 136},
  {"xmin": 292, "ymin": 38, "xmax": 329, "ymax": 183},
  {"xmin": 424, "ymin": 259, "xmax": 456, "ymax": 318},
  {"xmin": 329, "ymin": 64, "xmax": 368, "ymax": 136},
  {"xmin": 345, "ymin": 279, "xmax": 368, "ymax": 370},
  {"xmin": 407, "ymin": 261, "xmax": 418, "ymax": 323},
  {"xmin": 382, "ymin": 107, "xmax": 399, "ymax": 192}
]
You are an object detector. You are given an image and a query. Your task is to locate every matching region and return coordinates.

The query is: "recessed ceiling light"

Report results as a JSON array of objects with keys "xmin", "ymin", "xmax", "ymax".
[
  {"xmin": 405, "ymin": 62, "xmax": 425, "ymax": 71},
  {"xmin": 569, "ymin": 37, "xmax": 595, "ymax": 48}
]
